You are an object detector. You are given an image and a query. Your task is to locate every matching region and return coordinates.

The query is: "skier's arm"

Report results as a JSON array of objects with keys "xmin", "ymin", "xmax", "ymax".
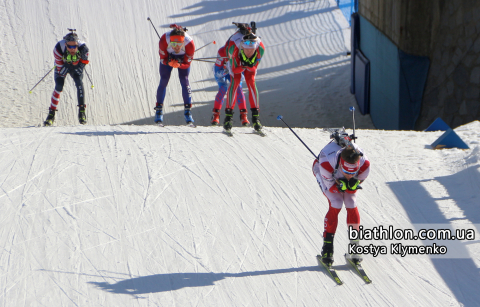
[
  {"xmin": 357, "ymin": 159, "xmax": 370, "ymax": 182},
  {"xmin": 53, "ymin": 43, "xmax": 64, "ymax": 72},
  {"xmin": 78, "ymin": 44, "xmax": 89, "ymax": 65},
  {"xmin": 313, "ymin": 158, "xmax": 339, "ymax": 193},
  {"xmin": 158, "ymin": 34, "xmax": 169, "ymax": 65},
  {"xmin": 253, "ymin": 41, "xmax": 265, "ymax": 68}
]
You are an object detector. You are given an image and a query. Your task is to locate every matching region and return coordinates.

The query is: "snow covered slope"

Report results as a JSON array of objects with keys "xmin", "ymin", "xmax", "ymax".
[{"xmin": 0, "ymin": 123, "xmax": 479, "ymax": 306}]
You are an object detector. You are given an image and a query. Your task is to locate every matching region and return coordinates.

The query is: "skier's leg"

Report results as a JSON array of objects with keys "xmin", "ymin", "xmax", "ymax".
[
  {"xmin": 212, "ymin": 67, "xmax": 228, "ymax": 125},
  {"xmin": 224, "ymin": 73, "xmax": 242, "ymax": 130},
  {"xmin": 71, "ymin": 72, "xmax": 86, "ymax": 124},
  {"xmin": 155, "ymin": 63, "xmax": 173, "ymax": 123},
  {"xmin": 236, "ymin": 75, "xmax": 249, "ymax": 126},
  {"xmin": 178, "ymin": 67, "xmax": 194, "ymax": 123},
  {"xmin": 50, "ymin": 73, "xmax": 66, "ymax": 110},
  {"xmin": 345, "ymin": 194, "xmax": 362, "ymax": 262},
  {"xmin": 156, "ymin": 63, "xmax": 173, "ymax": 106},
  {"xmin": 244, "ymin": 70, "xmax": 261, "ymax": 130},
  {"xmin": 320, "ymin": 191, "xmax": 343, "ymax": 264}
]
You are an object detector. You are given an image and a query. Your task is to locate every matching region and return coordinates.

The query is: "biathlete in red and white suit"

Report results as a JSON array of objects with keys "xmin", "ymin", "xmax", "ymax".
[
  {"xmin": 312, "ymin": 140, "xmax": 370, "ymax": 265},
  {"xmin": 211, "ymin": 46, "xmax": 249, "ymax": 126},
  {"xmin": 155, "ymin": 25, "xmax": 195, "ymax": 125},
  {"xmin": 223, "ymin": 31, "xmax": 265, "ymax": 132}
]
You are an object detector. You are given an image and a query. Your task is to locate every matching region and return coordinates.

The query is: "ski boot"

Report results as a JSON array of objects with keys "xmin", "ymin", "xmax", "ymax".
[
  {"xmin": 44, "ymin": 108, "xmax": 56, "ymax": 126},
  {"xmin": 240, "ymin": 109, "xmax": 250, "ymax": 126},
  {"xmin": 346, "ymin": 239, "xmax": 363, "ymax": 264},
  {"xmin": 154, "ymin": 104, "xmax": 164, "ymax": 124},
  {"xmin": 321, "ymin": 233, "xmax": 335, "ymax": 266},
  {"xmin": 211, "ymin": 108, "xmax": 220, "ymax": 126},
  {"xmin": 184, "ymin": 105, "xmax": 194, "ymax": 125},
  {"xmin": 78, "ymin": 104, "xmax": 87, "ymax": 125},
  {"xmin": 251, "ymin": 108, "xmax": 262, "ymax": 131},
  {"xmin": 223, "ymin": 108, "xmax": 234, "ymax": 134}
]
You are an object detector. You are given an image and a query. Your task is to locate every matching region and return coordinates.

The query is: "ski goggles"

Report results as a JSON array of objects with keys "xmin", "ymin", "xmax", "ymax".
[
  {"xmin": 67, "ymin": 44, "xmax": 78, "ymax": 49},
  {"xmin": 242, "ymin": 40, "xmax": 258, "ymax": 48},
  {"xmin": 170, "ymin": 41, "xmax": 184, "ymax": 47}
]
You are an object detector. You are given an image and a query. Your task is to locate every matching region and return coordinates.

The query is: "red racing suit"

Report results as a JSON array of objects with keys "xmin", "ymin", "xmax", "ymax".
[{"xmin": 224, "ymin": 33, "xmax": 265, "ymax": 110}]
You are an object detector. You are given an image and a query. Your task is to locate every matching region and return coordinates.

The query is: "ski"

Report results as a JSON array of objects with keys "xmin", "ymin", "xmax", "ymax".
[
  {"xmin": 344, "ymin": 254, "xmax": 372, "ymax": 284},
  {"xmin": 316, "ymin": 255, "xmax": 343, "ymax": 285},
  {"xmin": 186, "ymin": 123, "xmax": 196, "ymax": 128},
  {"xmin": 157, "ymin": 123, "xmax": 165, "ymax": 127},
  {"xmin": 253, "ymin": 129, "xmax": 267, "ymax": 137},
  {"xmin": 223, "ymin": 129, "xmax": 234, "ymax": 137}
]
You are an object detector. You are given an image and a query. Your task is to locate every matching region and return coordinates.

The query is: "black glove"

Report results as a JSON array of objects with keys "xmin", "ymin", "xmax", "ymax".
[
  {"xmin": 74, "ymin": 63, "xmax": 85, "ymax": 75},
  {"xmin": 58, "ymin": 66, "xmax": 68, "ymax": 77},
  {"xmin": 347, "ymin": 178, "xmax": 362, "ymax": 190}
]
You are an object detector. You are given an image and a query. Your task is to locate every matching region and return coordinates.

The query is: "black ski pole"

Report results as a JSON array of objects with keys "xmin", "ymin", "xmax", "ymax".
[
  {"xmin": 194, "ymin": 56, "xmax": 227, "ymax": 60},
  {"xmin": 29, "ymin": 66, "xmax": 55, "ymax": 93},
  {"xmin": 195, "ymin": 41, "xmax": 216, "ymax": 52},
  {"xmin": 85, "ymin": 66, "xmax": 94, "ymax": 89},
  {"xmin": 147, "ymin": 17, "xmax": 161, "ymax": 39},
  {"xmin": 277, "ymin": 115, "xmax": 317, "ymax": 160},
  {"xmin": 192, "ymin": 59, "xmax": 216, "ymax": 63},
  {"xmin": 349, "ymin": 106, "xmax": 356, "ymax": 142}
]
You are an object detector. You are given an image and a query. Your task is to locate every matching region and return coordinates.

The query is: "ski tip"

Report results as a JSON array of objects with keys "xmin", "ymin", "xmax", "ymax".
[{"xmin": 276, "ymin": 115, "xmax": 283, "ymax": 120}]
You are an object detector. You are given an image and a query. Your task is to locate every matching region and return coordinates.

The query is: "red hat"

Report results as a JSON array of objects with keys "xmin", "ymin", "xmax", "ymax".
[
  {"xmin": 170, "ymin": 35, "xmax": 185, "ymax": 43},
  {"xmin": 340, "ymin": 157, "xmax": 360, "ymax": 174}
]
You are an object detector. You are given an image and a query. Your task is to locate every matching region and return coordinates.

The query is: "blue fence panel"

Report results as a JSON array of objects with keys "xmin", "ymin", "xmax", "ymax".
[{"xmin": 354, "ymin": 50, "xmax": 370, "ymax": 115}]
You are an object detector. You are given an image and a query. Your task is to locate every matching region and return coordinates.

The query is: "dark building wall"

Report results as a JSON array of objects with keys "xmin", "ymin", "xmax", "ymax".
[{"xmin": 358, "ymin": 0, "xmax": 480, "ymax": 129}]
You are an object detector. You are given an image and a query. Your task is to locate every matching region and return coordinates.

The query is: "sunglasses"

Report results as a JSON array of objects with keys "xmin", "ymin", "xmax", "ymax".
[
  {"xmin": 243, "ymin": 40, "xmax": 256, "ymax": 46},
  {"xmin": 67, "ymin": 45, "xmax": 78, "ymax": 49},
  {"xmin": 170, "ymin": 41, "xmax": 184, "ymax": 47}
]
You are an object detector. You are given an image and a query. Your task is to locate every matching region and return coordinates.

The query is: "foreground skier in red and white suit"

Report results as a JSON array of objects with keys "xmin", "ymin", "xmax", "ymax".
[{"xmin": 312, "ymin": 140, "xmax": 370, "ymax": 265}]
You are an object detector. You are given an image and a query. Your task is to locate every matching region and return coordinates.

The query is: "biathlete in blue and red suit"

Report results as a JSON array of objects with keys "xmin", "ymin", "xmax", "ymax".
[
  {"xmin": 155, "ymin": 24, "xmax": 195, "ymax": 125},
  {"xmin": 44, "ymin": 30, "xmax": 89, "ymax": 126},
  {"xmin": 211, "ymin": 46, "xmax": 250, "ymax": 126}
]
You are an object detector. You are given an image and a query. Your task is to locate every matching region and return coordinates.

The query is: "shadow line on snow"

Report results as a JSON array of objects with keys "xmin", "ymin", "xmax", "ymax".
[
  {"xmin": 88, "ymin": 266, "xmax": 320, "ymax": 296},
  {"xmin": 387, "ymin": 164, "xmax": 480, "ymax": 307},
  {"xmin": 60, "ymin": 130, "xmax": 223, "ymax": 136}
]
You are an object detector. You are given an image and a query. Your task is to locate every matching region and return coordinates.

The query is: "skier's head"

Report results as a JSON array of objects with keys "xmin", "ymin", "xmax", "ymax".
[
  {"xmin": 170, "ymin": 26, "xmax": 186, "ymax": 53},
  {"xmin": 241, "ymin": 33, "xmax": 259, "ymax": 58},
  {"xmin": 63, "ymin": 32, "xmax": 79, "ymax": 55},
  {"xmin": 340, "ymin": 148, "xmax": 360, "ymax": 178},
  {"xmin": 63, "ymin": 32, "xmax": 78, "ymax": 43}
]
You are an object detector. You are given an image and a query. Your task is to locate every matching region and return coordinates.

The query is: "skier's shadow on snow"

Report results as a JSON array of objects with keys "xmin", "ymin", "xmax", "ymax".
[{"xmin": 88, "ymin": 266, "xmax": 319, "ymax": 295}]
